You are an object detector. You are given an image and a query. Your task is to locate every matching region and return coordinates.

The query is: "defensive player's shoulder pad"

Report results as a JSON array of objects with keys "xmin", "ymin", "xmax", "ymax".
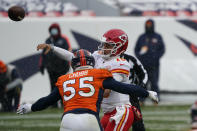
[
  {"xmin": 91, "ymin": 68, "xmax": 112, "ymax": 78},
  {"xmin": 56, "ymin": 74, "xmax": 67, "ymax": 87}
]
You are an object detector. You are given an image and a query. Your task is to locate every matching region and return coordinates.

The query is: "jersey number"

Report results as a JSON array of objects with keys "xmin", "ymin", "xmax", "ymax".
[{"xmin": 63, "ymin": 77, "xmax": 95, "ymax": 101}]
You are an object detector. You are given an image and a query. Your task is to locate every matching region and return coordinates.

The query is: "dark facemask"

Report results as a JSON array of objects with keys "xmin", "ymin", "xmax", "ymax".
[{"xmin": 145, "ymin": 20, "xmax": 154, "ymax": 34}]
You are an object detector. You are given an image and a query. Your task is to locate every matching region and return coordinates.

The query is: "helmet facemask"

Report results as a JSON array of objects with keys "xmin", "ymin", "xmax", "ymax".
[
  {"xmin": 99, "ymin": 40, "xmax": 123, "ymax": 60},
  {"xmin": 99, "ymin": 29, "xmax": 129, "ymax": 59},
  {"xmin": 71, "ymin": 49, "xmax": 95, "ymax": 71}
]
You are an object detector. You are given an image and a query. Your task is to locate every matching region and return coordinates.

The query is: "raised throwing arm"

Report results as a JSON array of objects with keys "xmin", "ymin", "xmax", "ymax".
[{"xmin": 37, "ymin": 44, "xmax": 74, "ymax": 61}]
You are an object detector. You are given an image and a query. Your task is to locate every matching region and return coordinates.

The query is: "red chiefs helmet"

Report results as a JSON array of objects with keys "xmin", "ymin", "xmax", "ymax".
[{"xmin": 98, "ymin": 29, "xmax": 128, "ymax": 59}]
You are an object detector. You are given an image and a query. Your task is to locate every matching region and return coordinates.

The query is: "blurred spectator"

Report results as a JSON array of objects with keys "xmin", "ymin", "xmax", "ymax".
[
  {"xmin": 62, "ymin": 2, "xmax": 80, "ymax": 17},
  {"xmin": 63, "ymin": 2, "xmax": 79, "ymax": 12},
  {"xmin": 129, "ymin": 10, "xmax": 143, "ymax": 16},
  {"xmin": 191, "ymin": 101, "xmax": 197, "ymax": 131},
  {"xmin": 0, "ymin": 60, "xmax": 22, "ymax": 112},
  {"xmin": 39, "ymin": 23, "xmax": 71, "ymax": 108},
  {"xmin": 135, "ymin": 19, "xmax": 165, "ymax": 101}
]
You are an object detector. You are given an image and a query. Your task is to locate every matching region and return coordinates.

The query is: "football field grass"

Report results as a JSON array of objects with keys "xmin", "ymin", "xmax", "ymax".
[{"xmin": 0, "ymin": 104, "xmax": 191, "ymax": 131}]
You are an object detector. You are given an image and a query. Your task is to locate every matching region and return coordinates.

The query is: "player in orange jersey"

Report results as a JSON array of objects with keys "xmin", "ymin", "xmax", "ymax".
[{"xmin": 17, "ymin": 49, "xmax": 158, "ymax": 131}]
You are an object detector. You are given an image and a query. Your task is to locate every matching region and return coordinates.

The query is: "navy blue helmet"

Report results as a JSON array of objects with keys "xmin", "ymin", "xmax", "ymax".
[{"xmin": 71, "ymin": 49, "xmax": 95, "ymax": 70}]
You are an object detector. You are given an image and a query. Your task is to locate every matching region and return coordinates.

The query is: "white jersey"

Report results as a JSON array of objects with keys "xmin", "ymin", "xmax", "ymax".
[{"xmin": 93, "ymin": 51, "xmax": 131, "ymax": 113}]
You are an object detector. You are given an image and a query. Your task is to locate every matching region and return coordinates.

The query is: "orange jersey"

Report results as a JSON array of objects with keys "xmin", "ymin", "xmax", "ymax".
[{"xmin": 56, "ymin": 68, "xmax": 112, "ymax": 113}]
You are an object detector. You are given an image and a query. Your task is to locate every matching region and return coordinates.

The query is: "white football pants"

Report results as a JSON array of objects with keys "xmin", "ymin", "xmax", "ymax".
[{"xmin": 60, "ymin": 113, "xmax": 101, "ymax": 131}]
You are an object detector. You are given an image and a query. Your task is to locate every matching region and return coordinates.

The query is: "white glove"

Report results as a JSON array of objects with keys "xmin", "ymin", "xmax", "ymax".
[
  {"xmin": 17, "ymin": 103, "xmax": 32, "ymax": 115},
  {"xmin": 148, "ymin": 91, "xmax": 159, "ymax": 104}
]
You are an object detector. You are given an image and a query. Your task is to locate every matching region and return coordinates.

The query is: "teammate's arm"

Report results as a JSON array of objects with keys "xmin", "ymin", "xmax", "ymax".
[
  {"xmin": 17, "ymin": 88, "xmax": 61, "ymax": 114},
  {"xmin": 122, "ymin": 53, "xmax": 148, "ymax": 86},
  {"xmin": 133, "ymin": 58, "xmax": 148, "ymax": 86}
]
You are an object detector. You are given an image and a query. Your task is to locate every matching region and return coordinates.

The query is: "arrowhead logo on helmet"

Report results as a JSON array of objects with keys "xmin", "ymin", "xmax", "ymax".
[{"xmin": 98, "ymin": 29, "xmax": 129, "ymax": 59}]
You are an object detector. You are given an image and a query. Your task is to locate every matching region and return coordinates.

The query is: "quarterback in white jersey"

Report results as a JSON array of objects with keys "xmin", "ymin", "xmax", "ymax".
[
  {"xmin": 93, "ymin": 50, "xmax": 131, "ymax": 113},
  {"xmin": 37, "ymin": 29, "xmax": 158, "ymax": 131}
]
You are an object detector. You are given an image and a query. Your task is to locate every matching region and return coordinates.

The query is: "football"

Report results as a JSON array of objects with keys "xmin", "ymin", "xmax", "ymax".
[{"xmin": 8, "ymin": 6, "xmax": 25, "ymax": 21}]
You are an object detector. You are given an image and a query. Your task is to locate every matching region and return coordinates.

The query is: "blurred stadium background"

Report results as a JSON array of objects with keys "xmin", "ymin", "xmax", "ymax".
[{"xmin": 0, "ymin": 0, "xmax": 197, "ymax": 131}]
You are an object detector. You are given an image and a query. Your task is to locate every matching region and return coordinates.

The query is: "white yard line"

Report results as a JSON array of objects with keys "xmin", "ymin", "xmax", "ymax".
[
  {"xmin": 144, "ymin": 116, "xmax": 190, "ymax": 121},
  {"xmin": 0, "ymin": 110, "xmax": 189, "ymax": 119},
  {"xmin": 0, "ymin": 114, "xmax": 61, "ymax": 119},
  {"xmin": 143, "ymin": 110, "xmax": 189, "ymax": 115},
  {"xmin": 23, "ymin": 123, "xmax": 60, "ymax": 127},
  {"xmin": 146, "ymin": 123, "xmax": 190, "ymax": 131},
  {"xmin": 0, "ymin": 121, "xmax": 60, "ymax": 127}
]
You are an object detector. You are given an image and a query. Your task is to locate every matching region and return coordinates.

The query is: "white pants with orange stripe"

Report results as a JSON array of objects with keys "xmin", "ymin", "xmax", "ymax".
[
  {"xmin": 100, "ymin": 105, "xmax": 134, "ymax": 131},
  {"xmin": 60, "ymin": 113, "xmax": 100, "ymax": 131}
]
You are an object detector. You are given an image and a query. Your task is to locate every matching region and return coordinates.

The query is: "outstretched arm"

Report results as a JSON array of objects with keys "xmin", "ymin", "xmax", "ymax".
[
  {"xmin": 31, "ymin": 88, "xmax": 61, "ymax": 112},
  {"xmin": 103, "ymin": 77, "xmax": 158, "ymax": 103},
  {"xmin": 17, "ymin": 88, "xmax": 61, "ymax": 114},
  {"xmin": 37, "ymin": 44, "xmax": 74, "ymax": 61}
]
